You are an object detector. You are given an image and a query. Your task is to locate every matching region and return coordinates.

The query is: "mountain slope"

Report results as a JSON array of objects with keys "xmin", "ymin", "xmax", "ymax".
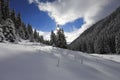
[
  {"xmin": 0, "ymin": 41, "xmax": 120, "ymax": 80},
  {"xmin": 69, "ymin": 6, "xmax": 120, "ymax": 54}
]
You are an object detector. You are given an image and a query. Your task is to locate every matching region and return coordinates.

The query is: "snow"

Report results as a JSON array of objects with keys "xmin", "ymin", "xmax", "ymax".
[
  {"xmin": 0, "ymin": 41, "xmax": 120, "ymax": 80},
  {"xmin": 91, "ymin": 54, "xmax": 120, "ymax": 63}
]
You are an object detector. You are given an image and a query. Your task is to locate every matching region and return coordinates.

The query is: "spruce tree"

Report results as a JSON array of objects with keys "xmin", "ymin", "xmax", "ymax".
[
  {"xmin": 33, "ymin": 29, "xmax": 38, "ymax": 41},
  {"xmin": 15, "ymin": 12, "xmax": 22, "ymax": 31},
  {"xmin": 115, "ymin": 32, "xmax": 120, "ymax": 54},
  {"xmin": 16, "ymin": 13, "xmax": 26, "ymax": 39},
  {"xmin": 4, "ymin": 0, "xmax": 10, "ymax": 19},
  {"xmin": 10, "ymin": 9, "xmax": 16, "ymax": 23},
  {"xmin": 61, "ymin": 29, "xmax": 67, "ymax": 48},
  {"xmin": 0, "ymin": 0, "xmax": 2, "ymax": 21},
  {"xmin": 24, "ymin": 25, "xmax": 29, "ymax": 40},
  {"xmin": 27, "ymin": 24, "xmax": 34, "ymax": 42},
  {"xmin": 1, "ymin": 0, "xmax": 5, "ymax": 19},
  {"xmin": 37, "ymin": 32, "xmax": 40, "ymax": 42},
  {"xmin": 38, "ymin": 35, "xmax": 44, "ymax": 43},
  {"xmin": 50, "ymin": 30, "xmax": 56, "ymax": 46},
  {"xmin": 20, "ymin": 22, "xmax": 26, "ymax": 39},
  {"xmin": 56, "ymin": 28, "xmax": 67, "ymax": 48}
]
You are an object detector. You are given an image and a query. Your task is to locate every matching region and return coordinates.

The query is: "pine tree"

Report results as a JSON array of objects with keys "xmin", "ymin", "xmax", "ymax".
[
  {"xmin": 61, "ymin": 29, "xmax": 67, "ymax": 48},
  {"xmin": 19, "ymin": 22, "xmax": 26, "ymax": 39},
  {"xmin": 33, "ymin": 29, "xmax": 38, "ymax": 41},
  {"xmin": 94, "ymin": 36, "xmax": 104, "ymax": 54},
  {"xmin": 4, "ymin": 0, "xmax": 10, "ymax": 19},
  {"xmin": 115, "ymin": 32, "xmax": 120, "ymax": 54},
  {"xmin": 56, "ymin": 28, "xmax": 67, "ymax": 48},
  {"xmin": 38, "ymin": 35, "xmax": 44, "ymax": 43},
  {"xmin": 15, "ymin": 13, "xmax": 26, "ymax": 39},
  {"xmin": 2, "ymin": 19, "xmax": 17, "ymax": 42},
  {"xmin": 50, "ymin": 30, "xmax": 56, "ymax": 46},
  {"xmin": 94, "ymin": 35, "xmax": 111, "ymax": 54},
  {"xmin": 24, "ymin": 25, "xmax": 29, "ymax": 40},
  {"xmin": 10, "ymin": 9, "xmax": 16, "ymax": 23},
  {"xmin": 43, "ymin": 40, "xmax": 50, "ymax": 45},
  {"xmin": 1, "ymin": 0, "xmax": 5, "ymax": 19},
  {"xmin": 15, "ymin": 12, "xmax": 22, "ymax": 31},
  {"xmin": 0, "ymin": 0, "xmax": 2, "ymax": 21},
  {"xmin": 16, "ymin": 13, "xmax": 22, "ymax": 26},
  {"xmin": 36, "ymin": 32, "xmax": 40, "ymax": 42},
  {"xmin": 27, "ymin": 24, "xmax": 34, "ymax": 42}
]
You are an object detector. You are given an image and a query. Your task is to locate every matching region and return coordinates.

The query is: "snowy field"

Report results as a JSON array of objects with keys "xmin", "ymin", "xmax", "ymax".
[
  {"xmin": 0, "ymin": 41, "xmax": 120, "ymax": 80},
  {"xmin": 91, "ymin": 54, "xmax": 120, "ymax": 63}
]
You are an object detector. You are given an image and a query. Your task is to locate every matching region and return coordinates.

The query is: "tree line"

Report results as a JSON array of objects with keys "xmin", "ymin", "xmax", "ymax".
[
  {"xmin": 0, "ymin": 0, "xmax": 67, "ymax": 49},
  {"xmin": 0, "ymin": 0, "xmax": 46, "ymax": 43}
]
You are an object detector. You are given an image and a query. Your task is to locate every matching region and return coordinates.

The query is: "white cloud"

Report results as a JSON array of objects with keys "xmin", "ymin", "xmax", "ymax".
[
  {"xmin": 28, "ymin": 0, "xmax": 120, "ymax": 43},
  {"xmin": 28, "ymin": 0, "xmax": 34, "ymax": 4},
  {"xmin": 37, "ymin": 31, "xmax": 50, "ymax": 40}
]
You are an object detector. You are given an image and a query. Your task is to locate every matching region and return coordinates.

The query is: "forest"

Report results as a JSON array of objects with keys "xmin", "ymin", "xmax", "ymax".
[{"xmin": 0, "ymin": 0, "xmax": 67, "ymax": 49}]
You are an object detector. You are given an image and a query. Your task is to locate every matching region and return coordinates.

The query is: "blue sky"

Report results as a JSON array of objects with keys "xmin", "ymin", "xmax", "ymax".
[
  {"xmin": 10, "ymin": 0, "xmax": 120, "ymax": 43},
  {"xmin": 10, "ymin": 0, "xmax": 84, "ymax": 32}
]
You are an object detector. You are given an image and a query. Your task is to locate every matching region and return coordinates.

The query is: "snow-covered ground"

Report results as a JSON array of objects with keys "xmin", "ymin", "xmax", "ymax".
[
  {"xmin": 91, "ymin": 54, "xmax": 120, "ymax": 63},
  {"xmin": 0, "ymin": 41, "xmax": 120, "ymax": 80}
]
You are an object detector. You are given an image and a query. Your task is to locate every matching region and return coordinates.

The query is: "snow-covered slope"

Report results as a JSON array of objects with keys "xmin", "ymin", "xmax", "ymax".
[
  {"xmin": 0, "ymin": 41, "xmax": 120, "ymax": 80},
  {"xmin": 91, "ymin": 54, "xmax": 120, "ymax": 63}
]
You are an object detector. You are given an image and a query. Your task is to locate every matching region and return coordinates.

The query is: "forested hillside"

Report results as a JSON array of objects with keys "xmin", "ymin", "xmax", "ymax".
[{"xmin": 69, "ymin": 7, "xmax": 120, "ymax": 54}]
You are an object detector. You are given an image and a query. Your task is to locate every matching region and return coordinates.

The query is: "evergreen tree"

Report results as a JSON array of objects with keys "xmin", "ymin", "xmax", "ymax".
[
  {"xmin": 36, "ymin": 32, "xmax": 40, "ymax": 42},
  {"xmin": 33, "ymin": 29, "xmax": 38, "ymax": 41},
  {"xmin": 27, "ymin": 24, "xmax": 34, "ymax": 42},
  {"xmin": 15, "ymin": 13, "xmax": 25, "ymax": 39},
  {"xmin": 4, "ymin": 0, "xmax": 10, "ymax": 19},
  {"xmin": 2, "ymin": 19, "xmax": 17, "ymax": 42},
  {"xmin": 1, "ymin": 0, "xmax": 5, "ymax": 19},
  {"xmin": 19, "ymin": 22, "xmax": 26, "ymax": 39},
  {"xmin": 94, "ymin": 35, "xmax": 111, "ymax": 54},
  {"xmin": 0, "ymin": 0, "xmax": 2, "ymax": 21},
  {"xmin": 61, "ymin": 29, "xmax": 67, "ymax": 48},
  {"xmin": 115, "ymin": 32, "xmax": 120, "ymax": 54},
  {"xmin": 38, "ymin": 35, "xmax": 44, "ymax": 43},
  {"xmin": 16, "ymin": 13, "xmax": 22, "ymax": 26},
  {"xmin": 94, "ymin": 36, "xmax": 104, "ymax": 54},
  {"xmin": 10, "ymin": 9, "xmax": 16, "ymax": 23},
  {"xmin": 24, "ymin": 25, "xmax": 29, "ymax": 40},
  {"xmin": 43, "ymin": 40, "xmax": 50, "ymax": 45},
  {"xmin": 15, "ymin": 12, "xmax": 22, "ymax": 31},
  {"xmin": 50, "ymin": 30, "xmax": 56, "ymax": 46},
  {"xmin": 56, "ymin": 28, "xmax": 67, "ymax": 48}
]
